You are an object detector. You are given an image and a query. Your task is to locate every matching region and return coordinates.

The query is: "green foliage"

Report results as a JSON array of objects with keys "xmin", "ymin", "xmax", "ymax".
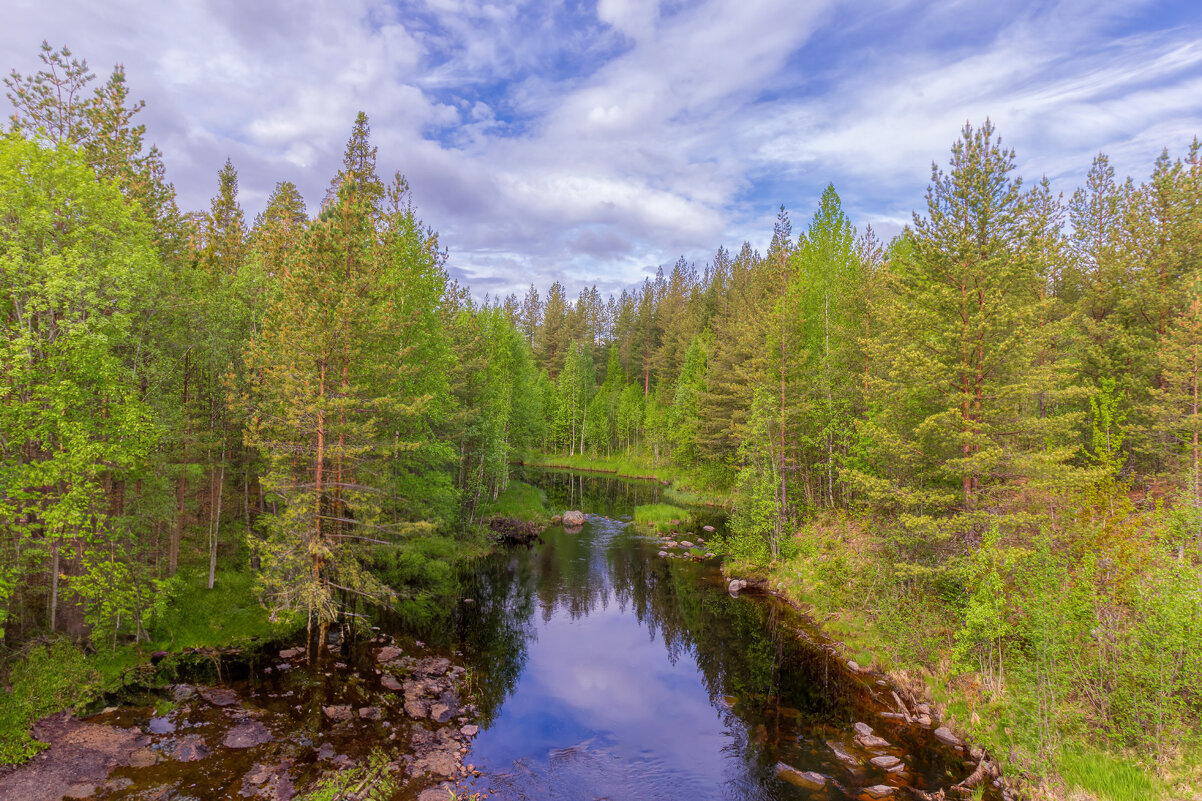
[
  {"xmin": 296, "ymin": 749, "xmax": 397, "ymax": 801},
  {"xmin": 0, "ymin": 639, "xmax": 100, "ymax": 764}
]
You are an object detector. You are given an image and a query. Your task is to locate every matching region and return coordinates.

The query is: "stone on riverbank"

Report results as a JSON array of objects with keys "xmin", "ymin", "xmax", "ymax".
[{"xmin": 934, "ymin": 726, "xmax": 963, "ymax": 748}]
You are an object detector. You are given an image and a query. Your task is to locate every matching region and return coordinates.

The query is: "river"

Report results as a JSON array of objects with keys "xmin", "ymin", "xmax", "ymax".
[{"xmin": 446, "ymin": 468, "xmax": 983, "ymax": 800}]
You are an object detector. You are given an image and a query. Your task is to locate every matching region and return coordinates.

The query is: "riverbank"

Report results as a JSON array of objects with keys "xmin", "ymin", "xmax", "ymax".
[
  {"xmin": 519, "ymin": 457, "xmax": 1199, "ymax": 801},
  {"xmin": 0, "ymin": 633, "xmax": 486, "ymax": 801},
  {"xmin": 517, "ymin": 451, "xmax": 733, "ymax": 508},
  {"xmin": 723, "ymin": 509, "xmax": 1201, "ymax": 801}
]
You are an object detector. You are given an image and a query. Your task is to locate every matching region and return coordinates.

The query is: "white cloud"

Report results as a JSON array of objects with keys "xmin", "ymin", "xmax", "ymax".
[{"xmin": 4, "ymin": 0, "xmax": 1201, "ymax": 300}]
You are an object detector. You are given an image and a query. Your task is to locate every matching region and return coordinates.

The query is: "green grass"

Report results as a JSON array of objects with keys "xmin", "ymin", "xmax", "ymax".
[
  {"xmin": 0, "ymin": 559, "xmax": 298, "ymax": 767},
  {"xmin": 479, "ymin": 479, "xmax": 550, "ymax": 521},
  {"xmin": 1058, "ymin": 746, "xmax": 1166, "ymax": 801},
  {"xmin": 633, "ymin": 503, "xmax": 692, "ymax": 533}
]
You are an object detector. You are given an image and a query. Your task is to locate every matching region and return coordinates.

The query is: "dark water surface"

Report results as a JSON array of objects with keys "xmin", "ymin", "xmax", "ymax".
[{"xmin": 451, "ymin": 469, "xmax": 977, "ymax": 801}]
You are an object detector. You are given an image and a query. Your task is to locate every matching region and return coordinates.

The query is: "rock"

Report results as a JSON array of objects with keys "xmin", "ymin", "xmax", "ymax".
[
  {"xmin": 416, "ymin": 657, "xmax": 452, "ymax": 676},
  {"xmin": 933, "ymin": 726, "xmax": 963, "ymax": 748},
  {"xmin": 706, "ymin": 552, "xmax": 714, "ymax": 558},
  {"xmin": 404, "ymin": 698, "xmax": 430, "ymax": 719},
  {"xmin": 916, "ymin": 714, "xmax": 932, "ymax": 727},
  {"xmin": 376, "ymin": 645, "xmax": 403, "ymax": 663},
  {"xmin": 550, "ymin": 515, "xmax": 562, "ymax": 525},
  {"xmin": 847, "ymin": 660, "xmax": 861, "ymax": 672},
  {"xmin": 774, "ymin": 763, "xmax": 827, "ymax": 789},
  {"xmin": 703, "ymin": 525, "xmax": 715, "ymax": 532},
  {"xmin": 827, "ymin": 741, "xmax": 859, "ymax": 766},
  {"xmin": 680, "ymin": 541, "xmax": 694, "ymax": 548},
  {"xmin": 562, "ymin": 510, "xmax": 586, "ymax": 527},
  {"xmin": 321, "ymin": 705, "xmax": 353, "ymax": 722},
  {"xmin": 880, "ymin": 712, "xmax": 907, "ymax": 721},
  {"xmin": 418, "ymin": 788, "xmax": 455, "ymax": 801},
  {"xmin": 358, "ymin": 706, "xmax": 382, "ymax": 720},
  {"xmin": 279, "ymin": 647, "xmax": 303, "ymax": 659},
  {"xmin": 862, "ymin": 785, "xmax": 895, "ymax": 799},
  {"xmin": 222, "ymin": 721, "xmax": 273, "ymax": 749},
  {"xmin": 316, "ymin": 743, "xmax": 337, "ymax": 761},
  {"xmin": 412, "ymin": 750, "xmax": 457, "ymax": 778},
  {"xmin": 198, "ymin": 686, "xmax": 239, "ymax": 706},
  {"xmin": 461, "ymin": 724, "xmax": 479, "ymax": 737},
  {"xmin": 171, "ymin": 684, "xmax": 196, "ymax": 702},
  {"xmin": 853, "ymin": 721, "xmax": 874, "ymax": 737},
  {"xmin": 166, "ymin": 734, "xmax": 209, "ymax": 762},
  {"xmin": 429, "ymin": 703, "xmax": 453, "ymax": 723},
  {"xmin": 870, "ymin": 755, "xmax": 901, "ymax": 769},
  {"xmin": 381, "ymin": 674, "xmax": 404, "ymax": 692},
  {"xmin": 127, "ymin": 748, "xmax": 157, "ymax": 767},
  {"xmin": 658, "ymin": 550, "xmax": 668, "ymax": 558},
  {"xmin": 728, "ymin": 579, "xmax": 747, "ymax": 594},
  {"xmin": 856, "ymin": 733, "xmax": 891, "ymax": 749}
]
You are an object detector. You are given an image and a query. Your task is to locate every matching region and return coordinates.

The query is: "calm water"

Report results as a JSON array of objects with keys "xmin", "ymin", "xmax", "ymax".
[{"xmin": 451, "ymin": 469, "xmax": 978, "ymax": 800}]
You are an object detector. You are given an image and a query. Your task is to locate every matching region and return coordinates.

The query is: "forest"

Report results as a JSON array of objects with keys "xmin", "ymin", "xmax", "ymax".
[{"xmin": 2, "ymin": 43, "xmax": 1201, "ymax": 797}]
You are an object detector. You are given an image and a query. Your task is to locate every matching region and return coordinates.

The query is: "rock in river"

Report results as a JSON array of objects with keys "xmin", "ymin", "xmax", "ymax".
[
  {"xmin": 562, "ymin": 510, "xmax": 586, "ymax": 527},
  {"xmin": 222, "ymin": 721, "xmax": 273, "ymax": 749},
  {"xmin": 774, "ymin": 763, "xmax": 827, "ymax": 789}
]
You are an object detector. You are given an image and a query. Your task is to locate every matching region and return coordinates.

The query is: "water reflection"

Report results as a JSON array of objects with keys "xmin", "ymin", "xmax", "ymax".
[{"xmin": 451, "ymin": 470, "xmax": 976, "ymax": 800}]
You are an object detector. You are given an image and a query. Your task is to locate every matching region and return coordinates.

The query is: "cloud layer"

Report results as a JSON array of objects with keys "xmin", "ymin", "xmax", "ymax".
[{"xmin": 5, "ymin": 0, "xmax": 1201, "ymax": 298}]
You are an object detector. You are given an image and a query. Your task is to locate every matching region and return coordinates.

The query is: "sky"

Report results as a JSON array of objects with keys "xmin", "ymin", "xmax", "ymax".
[{"xmin": 5, "ymin": 0, "xmax": 1202, "ymax": 300}]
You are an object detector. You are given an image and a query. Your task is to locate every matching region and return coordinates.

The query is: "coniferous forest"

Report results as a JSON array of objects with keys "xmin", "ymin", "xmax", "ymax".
[{"xmin": 3, "ymin": 42, "xmax": 1202, "ymax": 800}]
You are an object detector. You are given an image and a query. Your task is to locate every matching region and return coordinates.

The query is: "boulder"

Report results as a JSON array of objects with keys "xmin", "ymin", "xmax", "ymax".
[
  {"xmin": 279, "ymin": 647, "xmax": 304, "ymax": 659},
  {"xmin": 222, "ymin": 721, "xmax": 273, "ymax": 749},
  {"xmin": 933, "ymin": 726, "xmax": 963, "ymax": 748},
  {"xmin": 869, "ymin": 755, "xmax": 901, "ymax": 769},
  {"xmin": 358, "ymin": 706, "xmax": 382, "ymax": 720},
  {"xmin": 853, "ymin": 721, "xmax": 874, "ymax": 737},
  {"xmin": 827, "ymin": 741, "xmax": 859, "ymax": 766},
  {"xmin": 416, "ymin": 657, "xmax": 452, "ymax": 676},
  {"xmin": 728, "ymin": 579, "xmax": 747, "ymax": 594},
  {"xmin": 198, "ymin": 687, "xmax": 239, "ymax": 707},
  {"xmin": 381, "ymin": 674, "xmax": 403, "ymax": 692},
  {"xmin": 461, "ymin": 724, "xmax": 479, "ymax": 737},
  {"xmin": 680, "ymin": 541, "xmax": 694, "ymax": 548},
  {"xmin": 774, "ymin": 763, "xmax": 827, "ymax": 789},
  {"xmin": 658, "ymin": 551, "xmax": 668, "ymax": 558},
  {"xmin": 702, "ymin": 525, "xmax": 715, "ymax": 532},
  {"xmin": 856, "ymin": 733, "xmax": 890, "ymax": 749},
  {"xmin": 376, "ymin": 645, "xmax": 403, "ymax": 663},
  {"xmin": 562, "ymin": 510, "xmax": 586, "ymax": 527},
  {"xmin": 862, "ymin": 786, "xmax": 894, "ymax": 799},
  {"xmin": 322, "ymin": 705, "xmax": 353, "ymax": 722}
]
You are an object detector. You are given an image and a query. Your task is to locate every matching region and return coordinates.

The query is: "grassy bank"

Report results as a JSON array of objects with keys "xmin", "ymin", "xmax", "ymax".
[
  {"xmin": 477, "ymin": 479, "xmax": 551, "ymax": 522},
  {"xmin": 519, "ymin": 451, "xmax": 733, "ymax": 508},
  {"xmin": 632, "ymin": 502, "xmax": 693, "ymax": 533},
  {"xmin": 0, "ymin": 562, "xmax": 297, "ymax": 763},
  {"xmin": 750, "ymin": 506, "xmax": 1200, "ymax": 801}
]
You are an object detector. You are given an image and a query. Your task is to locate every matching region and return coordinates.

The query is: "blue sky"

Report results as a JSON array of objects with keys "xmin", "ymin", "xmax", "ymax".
[{"xmin": 5, "ymin": 0, "xmax": 1202, "ymax": 299}]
